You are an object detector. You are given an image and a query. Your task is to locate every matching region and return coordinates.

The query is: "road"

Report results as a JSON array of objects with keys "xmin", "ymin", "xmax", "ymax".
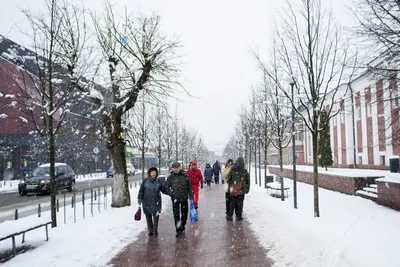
[{"xmin": 0, "ymin": 173, "xmax": 143, "ymax": 215}]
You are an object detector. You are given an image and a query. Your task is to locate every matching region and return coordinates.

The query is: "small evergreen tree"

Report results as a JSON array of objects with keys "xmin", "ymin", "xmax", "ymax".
[{"xmin": 318, "ymin": 109, "xmax": 333, "ymax": 170}]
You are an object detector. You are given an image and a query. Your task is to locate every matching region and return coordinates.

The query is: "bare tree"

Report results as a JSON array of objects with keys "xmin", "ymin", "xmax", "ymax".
[
  {"xmin": 88, "ymin": 2, "xmax": 181, "ymax": 207},
  {"xmin": 255, "ymin": 0, "xmax": 353, "ymax": 216},
  {"xmin": 128, "ymin": 93, "xmax": 153, "ymax": 180},
  {"xmin": 7, "ymin": 0, "xmax": 90, "ymax": 227}
]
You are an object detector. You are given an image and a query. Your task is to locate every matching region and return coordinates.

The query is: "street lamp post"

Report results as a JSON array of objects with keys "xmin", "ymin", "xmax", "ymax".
[{"xmin": 290, "ymin": 81, "xmax": 298, "ymax": 209}]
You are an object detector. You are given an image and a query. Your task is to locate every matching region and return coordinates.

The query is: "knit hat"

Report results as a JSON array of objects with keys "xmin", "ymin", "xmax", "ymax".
[
  {"xmin": 171, "ymin": 162, "xmax": 180, "ymax": 168},
  {"xmin": 191, "ymin": 161, "xmax": 197, "ymax": 167},
  {"xmin": 147, "ymin": 167, "xmax": 158, "ymax": 176}
]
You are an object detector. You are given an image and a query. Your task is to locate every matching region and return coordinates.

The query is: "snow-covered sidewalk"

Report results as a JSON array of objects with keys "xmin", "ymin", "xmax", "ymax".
[{"xmin": 246, "ymin": 169, "xmax": 400, "ymax": 267}]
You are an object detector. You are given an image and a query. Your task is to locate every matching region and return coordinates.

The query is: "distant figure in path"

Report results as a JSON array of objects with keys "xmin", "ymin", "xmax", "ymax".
[
  {"xmin": 225, "ymin": 157, "xmax": 250, "ymax": 221},
  {"xmin": 203, "ymin": 163, "xmax": 213, "ymax": 187},
  {"xmin": 213, "ymin": 160, "xmax": 221, "ymax": 184},
  {"xmin": 222, "ymin": 159, "xmax": 234, "ymax": 215},
  {"xmin": 164, "ymin": 162, "xmax": 194, "ymax": 237},
  {"xmin": 137, "ymin": 167, "xmax": 167, "ymax": 236},
  {"xmin": 187, "ymin": 161, "xmax": 203, "ymax": 209}
]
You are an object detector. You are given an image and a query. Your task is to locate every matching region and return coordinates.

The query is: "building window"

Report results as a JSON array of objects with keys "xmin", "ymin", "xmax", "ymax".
[
  {"xmin": 356, "ymin": 107, "xmax": 361, "ymax": 120},
  {"xmin": 367, "ymin": 103, "xmax": 372, "ymax": 117},
  {"xmin": 298, "ymin": 131, "xmax": 304, "ymax": 141},
  {"xmin": 358, "ymin": 156, "xmax": 363, "ymax": 165},
  {"xmin": 380, "ymin": 155, "xmax": 386, "ymax": 165}
]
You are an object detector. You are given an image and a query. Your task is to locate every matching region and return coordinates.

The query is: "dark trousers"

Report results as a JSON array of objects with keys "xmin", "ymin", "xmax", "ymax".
[
  {"xmin": 225, "ymin": 192, "xmax": 230, "ymax": 215},
  {"xmin": 145, "ymin": 214, "xmax": 159, "ymax": 233},
  {"xmin": 227, "ymin": 195, "xmax": 245, "ymax": 218},
  {"xmin": 214, "ymin": 174, "xmax": 219, "ymax": 184},
  {"xmin": 172, "ymin": 200, "xmax": 188, "ymax": 231}
]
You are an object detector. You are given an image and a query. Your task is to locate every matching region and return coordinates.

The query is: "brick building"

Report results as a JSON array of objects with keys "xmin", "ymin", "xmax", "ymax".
[{"xmin": 301, "ymin": 70, "xmax": 399, "ymax": 169}]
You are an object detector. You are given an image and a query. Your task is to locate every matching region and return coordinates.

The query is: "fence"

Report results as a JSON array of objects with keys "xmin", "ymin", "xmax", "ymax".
[{"xmin": 11, "ymin": 181, "xmax": 142, "ymax": 224}]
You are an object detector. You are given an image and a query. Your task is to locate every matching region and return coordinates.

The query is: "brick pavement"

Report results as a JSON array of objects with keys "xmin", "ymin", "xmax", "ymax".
[{"xmin": 109, "ymin": 182, "xmax": 274, "ymax": 267}]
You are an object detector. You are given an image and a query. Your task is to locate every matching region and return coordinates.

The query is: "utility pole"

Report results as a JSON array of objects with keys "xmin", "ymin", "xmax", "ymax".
[{"xmin": 290, "ymin": 80, "xmax": 298, "ymax": 209}]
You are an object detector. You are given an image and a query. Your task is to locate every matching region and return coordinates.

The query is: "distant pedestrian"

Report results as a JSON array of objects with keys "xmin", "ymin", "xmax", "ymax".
[
  {"xmin": 164, "ymin": 162, "xmax": 194, "ymax": 237},
  {"xmin": 213, "ymin": 160, "xmax": 221, "ymax": 184},
  {"xmin": 187, "ymin": 161, "xmax": 204, "ymax": 209},
  {"xmin": 222, "ymin": 159, "xmax": 234, "ymax": 216},
  {"xmin": 203, "ymin": 163, "xmax": 213, "ymax": 186},
  {"xmin": 225, "ymin": 157, "xmax": 250, "ymax": 221},
  {"xmin": 137, "ymin": 167, "xmax": 167, "ymax": 236}
]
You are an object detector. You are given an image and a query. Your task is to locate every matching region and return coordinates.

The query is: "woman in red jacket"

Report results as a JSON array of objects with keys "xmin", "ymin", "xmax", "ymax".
[{"xmin": 186, "ymin": 161, "xmax": 203, "ymax": 209}]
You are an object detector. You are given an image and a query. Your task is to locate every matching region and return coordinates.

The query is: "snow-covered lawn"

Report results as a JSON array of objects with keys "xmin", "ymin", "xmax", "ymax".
[
  {"xmin": 246, "ymin": 168, "xmax": 400, "ymax": 267},
  {"xmin": 0, "ymin": 186, "xmax": 151, "ymax": 267}
]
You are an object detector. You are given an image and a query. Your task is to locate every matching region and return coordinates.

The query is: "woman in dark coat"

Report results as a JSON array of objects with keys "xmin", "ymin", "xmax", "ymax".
[{"xmin": 137, "ymin": 167, "xmax": 167, "ymax": 236}]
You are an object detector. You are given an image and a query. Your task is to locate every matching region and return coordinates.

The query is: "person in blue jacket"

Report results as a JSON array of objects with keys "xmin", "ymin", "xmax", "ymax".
[{"xmin": 203, "ymin": 163, "xmax": 213, "ymax": 187}]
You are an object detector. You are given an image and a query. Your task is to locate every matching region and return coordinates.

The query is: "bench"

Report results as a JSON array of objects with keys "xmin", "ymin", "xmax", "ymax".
[
  {"xmin": 0, "ymin": 221, "xmax": 51, "ymax": 259},
  {"xmin": 266, "ymin": 182, "xmax": 290, "ymax": 198}
]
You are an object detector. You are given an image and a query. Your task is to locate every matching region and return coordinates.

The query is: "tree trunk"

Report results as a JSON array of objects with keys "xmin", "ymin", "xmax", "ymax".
[
  {"xmin": 312, "ymin": 130, "xmax": 320, "ymax": 217},
  {"xmin": 141, "ymin": 147, "xmax": 145, "ymax": 180},
  {"xmin": 108, "ymin": 120, "xmax": 131, "ymax": 208},
  {"xmin": 254, "ymin": 141, "xmax": 257, "ymax": 185},
  {"xmin": 49, "ymin": 116, "xmax": 57, "ymax": 228},
  {"xmin": 279, "ymin": 140, "xmax": 285, "ymax": 201}
]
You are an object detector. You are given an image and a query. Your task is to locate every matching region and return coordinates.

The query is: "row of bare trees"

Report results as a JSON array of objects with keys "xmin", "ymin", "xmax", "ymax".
[
  {"xmin": 125, "ymin": 96, "xmax": 212, "ymax": 179},
  {"xmin": 225, "ymin": 0, "xmax": 359, "ymax": 217},
  {"xmin": 3, "ymin": 0, "xmax": 196, "ymax": 227}
]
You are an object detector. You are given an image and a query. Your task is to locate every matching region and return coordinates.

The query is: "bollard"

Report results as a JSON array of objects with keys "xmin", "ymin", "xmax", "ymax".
[
  {"xmin": 64, "ymin": 193, "xmax": 66, "ymax": 224},
  {"xmin": 73, "ymin": 191, "xmax": 76, "ymax": 223},
  {"xmin": 15, "ymin": 209, "xmax": 18, "ymax": 220},
  {"xmin": 38, "ymin": 204, "xmax": 41, "ymax": 217},
  {"xmin": 82, "ymin": 190, "xmax": 85, "ymax": 219},
  {"xmin": 104, "ymin": 186, "xmax": 107, "ymax": 210},
  {"xmin": 94, "ymin": 190, "xmax": 97, "ymax": 201},
  {"xmin": 135, "ymin": 182, "xmax": 137, "ymax": 188},
  {"xmin": 72, "ymin": 196, "xmax": 74, "ymax": 208},
  {"xmin": 56, "ymin": 199, "xmax": 59, "ymax": 212},
  {"xmin": 98, "ymin": 187, "xmax": 101, "ymax": 213},
  {"xmin": 91, "ymin": 188, "xmax": 93, "ymax": 217},
  {"xmin": 130, "ymin": 183, "xmax": 132, "ymax": 189}
]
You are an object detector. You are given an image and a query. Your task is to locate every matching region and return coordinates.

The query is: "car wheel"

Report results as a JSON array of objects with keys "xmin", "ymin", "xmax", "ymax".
[{"xmin": 19, "ymin": 189, "xmax": 27, "ymax": 196}]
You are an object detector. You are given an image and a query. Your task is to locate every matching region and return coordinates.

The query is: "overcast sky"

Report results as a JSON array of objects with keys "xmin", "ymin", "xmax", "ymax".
[{"xmin": 0, "ymin": 0, "xmax": 354, "ymax": 154}]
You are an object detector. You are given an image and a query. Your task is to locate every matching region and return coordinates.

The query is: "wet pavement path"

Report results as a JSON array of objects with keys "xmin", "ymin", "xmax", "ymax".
[{"xmin": 109, "ymin": 183, "xmax": 274, "ymax": 267}]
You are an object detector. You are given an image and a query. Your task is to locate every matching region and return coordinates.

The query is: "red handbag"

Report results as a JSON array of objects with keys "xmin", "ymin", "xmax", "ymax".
[{"xmin": 134, "ymin": 207, "xmax": 142, "ymax": 221}]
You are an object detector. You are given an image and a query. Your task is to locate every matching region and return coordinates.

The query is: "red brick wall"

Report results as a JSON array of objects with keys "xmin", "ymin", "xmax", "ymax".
[
  {"xmin": 376, "ymin": 181, "xmax": 400, "ymax": 210},
  {"xmin": 268, "ymin": 166, "xmax": 368, "ymax": 195}
]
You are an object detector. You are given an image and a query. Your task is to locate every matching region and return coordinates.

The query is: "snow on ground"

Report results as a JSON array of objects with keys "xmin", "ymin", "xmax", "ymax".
[
  {"xmin": 269, "ymin": 164, "xmax": 390, "ymax": 178},
  {"xmin": 376, "ymin": 172, "xmax": 400, "ymax": 184},
  {"xmin": 2, "ymin": 166, "xmax": 399, "ymax": 267},
  {"xmin": 0, "ymin": 185, "xmax": 166, "ymax": 267},
  {"xmin": 246, "ymin": 168, "xmax": 400, "ymax": 267}
]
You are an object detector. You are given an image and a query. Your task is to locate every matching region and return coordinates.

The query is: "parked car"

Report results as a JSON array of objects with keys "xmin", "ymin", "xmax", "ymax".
[
  {"xmin": 18, "ymin": 163, "xmax": 75, "ymax": 196},
  {"xmin": 127, "ymin": 164, "xmax": 136, "ymax": 176},
  {"xmin": 106, "ymin": 166, "xmax": 114, "ymax": 178}
]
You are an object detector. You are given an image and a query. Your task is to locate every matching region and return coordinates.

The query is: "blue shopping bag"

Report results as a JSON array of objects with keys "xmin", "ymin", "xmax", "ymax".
[{"xmin": 189, "ymin": 202, "xmax": 198, "ymax": 224}]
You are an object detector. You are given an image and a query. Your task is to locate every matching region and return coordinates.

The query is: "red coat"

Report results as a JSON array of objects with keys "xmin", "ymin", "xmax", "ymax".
[{"xmin": 187, "ymin": 168, "xmax": 203, "ymax": 186}]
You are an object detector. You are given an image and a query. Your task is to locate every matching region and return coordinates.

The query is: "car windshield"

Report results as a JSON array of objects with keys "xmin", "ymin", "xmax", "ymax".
[{"xmin": 32, "ymin": 167, "xmax": 50, "ymax": 176}]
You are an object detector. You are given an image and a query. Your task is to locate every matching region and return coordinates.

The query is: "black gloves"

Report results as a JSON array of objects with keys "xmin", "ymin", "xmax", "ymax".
[{"xmin": 201, "ymin": 184, "xmax": 203, "ymax": 189}]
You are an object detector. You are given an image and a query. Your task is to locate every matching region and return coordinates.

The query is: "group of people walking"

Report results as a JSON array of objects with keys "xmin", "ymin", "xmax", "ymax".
[{"xmin": 137, "ymin": 157, "xmax": 250, "ymax": 237}]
